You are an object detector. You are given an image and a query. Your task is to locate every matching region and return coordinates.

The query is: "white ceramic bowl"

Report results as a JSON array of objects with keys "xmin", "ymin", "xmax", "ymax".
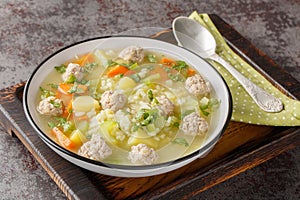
[{"xmin": 23, "ymin": 36, "xmax": 232, "ymax": 177}]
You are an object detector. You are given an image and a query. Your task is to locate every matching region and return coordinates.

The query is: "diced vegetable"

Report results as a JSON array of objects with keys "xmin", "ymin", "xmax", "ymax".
[
  {"xmin": 99, "ymin": 121, "xmax": 118, "ymax": 145},
  {"xmin": 199, "ymin": 97, "xmax": 220, "ymax": 116},
  {"xmin": 72, "ymin": 96, "xmax": 96, "ymax": 112},
  {"xmin": 141, "ymin": 73, "xmax": 161, "ymax": 83},
  {"xmin": 160, "ymin": 57, "xmax": 176, "ymax": 66},
  {"xmin": 93, "ymin": 49, "xmax": 110, "ymax": 68},
  {"xmin": 147, "ymin": 54, "xmax": 157, "ymax": 63},
  {"xmin": 63, "ymin": 99, "xmax": 73, "ymax": 117},
  {"xmin": 52, "ymin": 127, "xmax": 74, "ymax": 149},
  {"xmin": 127, "ymin": 135, "xmax": 158, "ymax": 149},
  {"xmin": 70, "ymin": 129, "xmax": 87, "ymax": 146},
  {"xmin": 118, "ymin": 76, "xmax": 136, "ymax": 90},
  {"xmin": 78, "ymin": 53, "xmax": 95, "ymax": 66},
  {"xmin": 75, "ymin": 120, "xmax": 89, "ymax": 133},
  {"xmin": 58, "ymin": 83, "xmax": 73, "ymax": 95},
  {"xmin": 187, "ymin": 68, "xmax": 196, "ymax": 76},
  {"xmin": 107, "ymin": 65, "xmax": 129, "ymax": 77}
]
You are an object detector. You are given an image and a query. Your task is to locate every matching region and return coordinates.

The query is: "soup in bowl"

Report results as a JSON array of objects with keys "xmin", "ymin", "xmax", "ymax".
[{"xmin": 23, "ymin": 36, "xmax": 232, "ymax": 177}]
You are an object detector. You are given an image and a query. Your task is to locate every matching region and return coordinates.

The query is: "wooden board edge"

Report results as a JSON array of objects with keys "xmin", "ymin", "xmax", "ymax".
[
  {"xmin": 137, "ymin": 128, "xmax": 300, "ymax": 199},
  {"xmin": 0, "ymin": 84, "xmax": 107, "ymax": 200}
]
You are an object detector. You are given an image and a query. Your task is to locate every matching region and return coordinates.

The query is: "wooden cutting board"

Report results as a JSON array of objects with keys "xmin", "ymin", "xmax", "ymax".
[{"xmin": 1, "ymin": 14, "xmax": 300, "ymax": 200}]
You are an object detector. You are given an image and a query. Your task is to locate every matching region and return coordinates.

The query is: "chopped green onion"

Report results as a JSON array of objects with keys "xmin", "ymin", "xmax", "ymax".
[
  {"xmin": 147, "ymin": 89, "xmax": 154, "ymax": 102},
  {"xmin": 147, "ymin": 54, "xmax": 157, "ymax": 63},
  {"xmin": 172, "ymin": 138, "xmax": 189, "ymax": 147},
  {"xmin": 199, "ymin": 97, "xmax": 220, "ymax": 116},
  {"xmin": 129, "ymin": 62, "xmax": 138, "ymax": 70}
]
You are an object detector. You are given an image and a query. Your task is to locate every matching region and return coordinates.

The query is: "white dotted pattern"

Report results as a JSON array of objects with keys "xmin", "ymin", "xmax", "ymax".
[{"xmin": 194, "ymin": 13, "xmax": 300, "ymax": 126}]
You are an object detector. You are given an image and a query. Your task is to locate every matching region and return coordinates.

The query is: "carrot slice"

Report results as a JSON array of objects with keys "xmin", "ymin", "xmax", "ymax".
[
  {"xmin": 62, "ymin": 99, "xmax": 73, "ymax": 118},
  {"xmin": 160, "ymin": 57, "xmax": 176, "ymax": 66},
  {"xmin": 58, "ymin": 83, "xmax": 88, "ymax": 95},
  {"xmin": 58, "ymin": 83, "xmax": 72, "ymax": 95},
  {"xmin": 107, "ymin": 65, "xmax": 129, "ymax": 77},
  {"xmin": 187, "ymin": 68, "xmax": 196, "ymax": 76},
  {"xmin": 79, "ymin": 53, "xmax": 95, "ymax": 66},
  {"xmin": 70, "ymin": 53, "xmax": 95, "ymax": 66},
  {"xmin": 52, "ymin": 127, "xmax": 74, "ymax": 149}
]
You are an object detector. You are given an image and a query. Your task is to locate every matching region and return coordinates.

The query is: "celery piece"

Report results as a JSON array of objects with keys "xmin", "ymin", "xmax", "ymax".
[{"xmin": 93, "ymin": 49, "xmax": 109, "ymax": 68}]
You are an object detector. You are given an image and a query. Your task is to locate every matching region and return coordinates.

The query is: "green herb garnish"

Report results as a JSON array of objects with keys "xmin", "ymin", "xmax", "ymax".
[
  {"xmin": 68, "ymin": 82, "xmax": 85, "ymax": 94},
  {"xmin": 49, "ymin": 99, "xmax": 62, "ymax": 108},
  {"xmin": 39, "ymin": 87, "xmax": 55, "ymax": 99},
  {"xmin": 172, "ymin": 60, "xmax": 188, "ymax": 71},
  {"xmin": 64, "ymin": 74, "xmax": 76, "ymax": 84},
  {"xmin": 54, "ymin": 64, "xmax": 67, "ymax": 73},
  {"xmin": 147, "ymin": 89, "xmax": 154, "ymax": 102},
  {"xmin": 48, "ymin": 83, "xmax": 58, "ymax": 89},
  {"xmin": 173, "ymin": 122, "xmax": 180, "ymax": 128},
  {"xmin": 84, "ymin": 62, "xmax": 98, "ymax": 73}
]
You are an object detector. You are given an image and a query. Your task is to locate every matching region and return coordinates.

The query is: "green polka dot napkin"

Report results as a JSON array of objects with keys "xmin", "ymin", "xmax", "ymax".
[{"xmin": 189, "ymin": 12, "xmax": 300, "ymax": 126}]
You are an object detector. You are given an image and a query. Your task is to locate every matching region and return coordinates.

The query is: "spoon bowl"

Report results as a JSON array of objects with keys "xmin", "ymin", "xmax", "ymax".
[{"xmin": 172, "ymin": 16, "xmax": 283, "ymax": 113}]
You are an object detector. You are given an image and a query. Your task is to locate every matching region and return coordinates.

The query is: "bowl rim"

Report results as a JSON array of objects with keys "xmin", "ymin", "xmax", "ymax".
[{"xmin": 23, "ymin": 35, "xmax": 232, "ymax": 170}]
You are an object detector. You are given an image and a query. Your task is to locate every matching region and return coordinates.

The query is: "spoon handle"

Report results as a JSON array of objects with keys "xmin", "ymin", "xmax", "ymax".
[{"xmin": 209, "ymin": 53, "xmax": 283, "ymax": 113}]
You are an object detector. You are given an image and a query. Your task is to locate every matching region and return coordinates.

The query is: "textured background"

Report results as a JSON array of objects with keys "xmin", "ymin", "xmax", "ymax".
[{"xmin": 0, "ymin": 0, "xmax": 299, "ymax": 199}]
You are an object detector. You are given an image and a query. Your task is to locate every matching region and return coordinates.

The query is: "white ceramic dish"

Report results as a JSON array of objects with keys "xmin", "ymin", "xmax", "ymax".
[{"xmin": 23, "ymin": 36, "xmax": 232, "ymax": 177}]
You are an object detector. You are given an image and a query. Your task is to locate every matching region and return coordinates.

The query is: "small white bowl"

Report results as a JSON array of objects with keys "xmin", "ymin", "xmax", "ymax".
[{"xmin": 23, "ymin": 36, "xmax": 232, "ymax": 177}]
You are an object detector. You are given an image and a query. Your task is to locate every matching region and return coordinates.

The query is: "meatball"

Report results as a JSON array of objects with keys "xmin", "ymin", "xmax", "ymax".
[
  {"xmin": 62, "ymin": 63, "xmax": 85, "ymax": 82},
  {"xmin": 100, "ymin": 90, "xmax": 127, "ymax": 112},
  {"xmin": 156, "ymin": 95, "xmax": 175, "ymax": 116},
  {"xmin": 180, "ymin": 112, "xmax": 208, "ymax": 136},
  {"xmin": 185, "ymin": 74, "xmax": 210, "ymax": 97},
  {"xmin": 78, "ymin": 134, "xmax": 112, "ymax": 161},
  {"xmin": 118, "ymin": 46, "xmax": 144, "ymax": 63},
  {"xmin": 128, "ymin": 143, "xmax": 158, "ymax": 165},
  {"xmin": 37, "ymin": 96, "xmax": 63, "ymax": 116}
]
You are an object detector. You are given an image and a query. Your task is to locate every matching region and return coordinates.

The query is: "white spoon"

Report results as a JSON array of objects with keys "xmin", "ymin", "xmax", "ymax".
[{"xmin": 172, "ymin": 16, "xmax": 283, "ymax": 113}]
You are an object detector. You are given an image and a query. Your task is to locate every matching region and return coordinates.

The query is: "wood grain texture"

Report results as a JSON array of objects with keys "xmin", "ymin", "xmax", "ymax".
[{"xmin": 0, "ymin": 14, "xmax": 299, "ymax": 200}]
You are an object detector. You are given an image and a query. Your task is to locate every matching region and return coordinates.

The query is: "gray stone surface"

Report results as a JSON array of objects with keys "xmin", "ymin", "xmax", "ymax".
[{"xmin": 0, "ymin": 0, "xmax": 299, "ymax": 199}]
